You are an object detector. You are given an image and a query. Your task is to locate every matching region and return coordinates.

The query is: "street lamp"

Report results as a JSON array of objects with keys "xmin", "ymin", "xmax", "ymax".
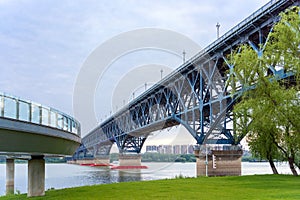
[
  {"xmin": 205, "ymin": 144, "xmax": 208, "ymax": 177},
  {"xmin": 183, "ymin": 50, "xmax": 186, "ymax": 63},
  {"xmin": 160, "ymin": 69, "xmax": 163, "ymax": 80},
  {"xmin": 216, "ymin": 22, "xmax": 220, "ymax": 39}
]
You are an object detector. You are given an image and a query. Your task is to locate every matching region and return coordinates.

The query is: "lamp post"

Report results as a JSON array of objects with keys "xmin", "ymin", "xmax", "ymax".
[
  {"xmin": 205, "ymin": 144, "xmax": 208, "ymax": 177},
  {"xmin": 216, "ymin": 22, "xmax": 220, "ymax": 39},
  {"xmin": 160, "ymin": 69, "xmax": 163, "ymax": 80}
]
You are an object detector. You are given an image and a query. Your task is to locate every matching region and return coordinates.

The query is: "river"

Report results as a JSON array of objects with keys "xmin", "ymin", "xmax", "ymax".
[{"xmin": 0, "ymin": 162, "xmax": 295, "ymax": 196}]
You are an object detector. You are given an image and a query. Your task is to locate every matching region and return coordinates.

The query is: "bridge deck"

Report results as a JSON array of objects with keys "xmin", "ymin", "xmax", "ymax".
[{"xmin": 0, "ymin": 93, "xmax": 81, "ymax": 157}]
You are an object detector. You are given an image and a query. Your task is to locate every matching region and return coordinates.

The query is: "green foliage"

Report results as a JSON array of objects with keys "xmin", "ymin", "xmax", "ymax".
[
  {"xmin": 45, "ymin": 157, "xmax": 66, "ymax": 163},
  {"xmin": 175, "ymin": 154, "xmax": 196, "ymax": 162},
  {"xmin": 174, "ymin": 173, "xmax": 185, "ymax": 179},
  {"xmin": 228, "ymin": 45, "xmax": 265, "ymax": 92},
  {"xmin": 142, "ymin": 152, "xmax": 177, "ymax": 162},
  {"xmin": 228, "ymin": 6, "xmax": 300, "ymax": 175},
  {"xmin": 265, "ymin": 6, "xmax": 300, "ymax": 79},
  {"xmin": 141, "ymin": 153, "xmax": 196, "ymax": 162},
  {"xmin": 1, "ymin": 175, "xmax": 299, "ymax": 200}
]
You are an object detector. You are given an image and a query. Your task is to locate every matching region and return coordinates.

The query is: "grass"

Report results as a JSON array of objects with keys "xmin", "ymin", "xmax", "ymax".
[{"xmin": 1, "ymin": 175, "xmax": 299, "ymax": 199}]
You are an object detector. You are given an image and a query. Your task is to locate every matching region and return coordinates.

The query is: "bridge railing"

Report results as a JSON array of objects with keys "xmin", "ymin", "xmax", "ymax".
[
  {"xmin": 0, "ymin": 92, "xmax": 81, "ymax": 136},
  {"xmin": 111, "ymin": 0, "xmax": 286, "ymax": 117},
  {"xmin": 89, "ymin": 0, "xmax": 292, "ymax": 130},
  {"xmin": 188, "ymin": 0, "xmax": 287, "ymax": 64}
]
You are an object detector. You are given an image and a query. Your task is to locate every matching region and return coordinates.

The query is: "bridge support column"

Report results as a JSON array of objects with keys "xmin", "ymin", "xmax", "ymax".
[
  {"xmin": 94, "ymin": 156, "xmax": 110, "ymax": 166},
  {"xmin": 28, "ymin": 156, "xmax": 45, "ymax": 197},
  {"xmin": 6, "ymin": 158, "xmax": 14, "ymax": 195},
  {"xmin": 194, "ymin": 147, "xmax": 243, "ymax": 176},
  {"xmin": 119, "ymin": 154, "xmax": 141, "ymax": 167}
]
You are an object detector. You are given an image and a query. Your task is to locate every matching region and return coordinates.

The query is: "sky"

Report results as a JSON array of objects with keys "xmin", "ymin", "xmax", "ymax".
[{"xmin": 0, "ymin": 0, "xmax": 270, "ymax": 140}]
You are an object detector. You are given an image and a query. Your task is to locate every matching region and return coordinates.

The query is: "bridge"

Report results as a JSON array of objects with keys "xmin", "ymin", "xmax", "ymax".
[
  {"xmin": 75, "ymin": 0, "xmax": 299, "ymax": 176},
  {"xmin": 0, "ymin": 92, "xmax": 81, "ymax": 197}
]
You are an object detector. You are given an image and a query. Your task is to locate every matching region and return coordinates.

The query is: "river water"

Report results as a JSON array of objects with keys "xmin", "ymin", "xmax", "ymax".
[{"xmin": 0, "ymin": 162, "xmax": 295, "ymax": 196}]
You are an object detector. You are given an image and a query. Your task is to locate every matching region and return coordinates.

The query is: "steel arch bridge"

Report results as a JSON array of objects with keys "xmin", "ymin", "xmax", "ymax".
[{"xmin": 76, "ymin": 0, "xmax": 300, "ymax": 159}]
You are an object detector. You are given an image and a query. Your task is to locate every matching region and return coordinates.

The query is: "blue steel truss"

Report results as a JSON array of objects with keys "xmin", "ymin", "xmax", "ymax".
[{"xmin": 81, "ymin": 0, "xmax": 300, "ymax": 157}]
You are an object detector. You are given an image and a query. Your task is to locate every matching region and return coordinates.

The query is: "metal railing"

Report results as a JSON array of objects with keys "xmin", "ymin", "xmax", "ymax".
[
  {"xmin": 0, "ymin": 92, "xmax": 80, "ymax": 136},
  {"xmin": 115, "ymin": 1, "xmax": 287, "ymax": 112},
  {"xmin": 91, "ymin": 0, "xmax": 291, "ymax": 128},
  {"xmin": 162, "ymin": 0, "xmax": 287, "ymax": 83},
  {"xmin": 187, "ymin": 0, "xmax": 287, "ymax": 65}
]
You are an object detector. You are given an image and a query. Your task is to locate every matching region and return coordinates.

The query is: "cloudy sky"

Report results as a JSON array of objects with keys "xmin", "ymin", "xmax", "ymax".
[{"xmin": 0, "ymin": 0, "xmax": 269, "ymax": 136}]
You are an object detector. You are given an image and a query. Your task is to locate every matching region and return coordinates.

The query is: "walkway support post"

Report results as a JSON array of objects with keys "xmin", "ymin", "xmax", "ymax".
[
  {"xmin": 6, "ymin": 158, "xmax": 14, "ymax": 195},
  {"xmin": 28, "ymin": 155, "xmax": 45, "ymax": 197}
]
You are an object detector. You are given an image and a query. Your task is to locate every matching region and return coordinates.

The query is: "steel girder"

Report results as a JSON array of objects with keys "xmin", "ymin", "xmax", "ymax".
[
  {"xmin": 73, "ymin": 144, "xmax": 89, "ymax": 159},
  {"xmin": 81, "ymin": 0, "xmax": 300, "ymax": 155}
]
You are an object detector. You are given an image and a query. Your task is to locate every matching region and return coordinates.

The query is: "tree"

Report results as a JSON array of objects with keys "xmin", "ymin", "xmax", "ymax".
[
  {"xmin": 230, "ymin": 46, "xmax": 282, "ymax": 174},
  {"xmin": 228, "ymin": 7, "xmax": 300, "ymax": 175}
]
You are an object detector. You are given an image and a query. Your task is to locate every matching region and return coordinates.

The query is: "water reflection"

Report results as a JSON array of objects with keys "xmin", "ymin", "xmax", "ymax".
[
  {"xmin": 118, "ymin": 170, "xmax": 142, "ymax": 182},
  {"xmin": 82, "ymin": 169, "xmax": 114, "ymax": 184}
]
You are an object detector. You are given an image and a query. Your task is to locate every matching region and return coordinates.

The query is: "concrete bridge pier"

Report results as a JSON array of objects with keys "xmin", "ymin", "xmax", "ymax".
[
  {"xmin": 28, "ymin": 156, "xmax": 45, "ymax": 197},
  {"xmin": 6, "ymin": 158, "xmax": 15, "ymax": 195},
  {"xmin": 194, "ymin": 146, "xmax": 243, "ymax": 176},
  {"xmin": 94, "ymin": 156, "xmax": 110, "ymax": 165},
  {"xmin": 118, "ymin": 154, "xmax": 141, "ymax": 167}
]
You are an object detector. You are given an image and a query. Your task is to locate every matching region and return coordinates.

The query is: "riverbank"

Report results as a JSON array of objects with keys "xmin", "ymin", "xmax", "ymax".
[
  {"xmin": 1, "ymin": 175, "xmax": 299, "ymax": 199},
  {"xmin": 0, "ymin": 162, "xmax": 295, "ymax": 196}
]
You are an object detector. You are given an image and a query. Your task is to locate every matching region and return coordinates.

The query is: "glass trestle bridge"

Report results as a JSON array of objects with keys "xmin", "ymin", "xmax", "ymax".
[
  {"xmin": 0, "ymin": 92, "xmax": 81, "ymax": 197},
  {"xmin": 0, "ymin": 92, "xmax": 80, "ymax": 136}
]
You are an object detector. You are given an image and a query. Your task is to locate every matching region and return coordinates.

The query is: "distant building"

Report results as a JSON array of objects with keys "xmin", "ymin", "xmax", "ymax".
[
  {"xmin": 146, "ymin": 144, "xmax": 195, "ymax": 154},
  {"xmin": 188, "ymin": 145, "xmax": 194, "ymax": 154},
  {"xmin": 173, "ymin": 145, "xmax": 180, "ymax": 154},
  {"xmin": 164, "ymin": 145, "xmax": 173, "ymax": 154},
  {"xmin": 146, "ymin": 145, "xmax": 158, "ymax": 152},
  {"xmin": 180, "ymin": 145, "xmax": 188, "ymax": 154}
]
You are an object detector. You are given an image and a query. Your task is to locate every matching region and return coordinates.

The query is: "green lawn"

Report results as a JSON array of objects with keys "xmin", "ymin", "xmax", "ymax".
[{"xmin": 1, "ymin": 175, "xmax": 299, "ymax": 199}]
